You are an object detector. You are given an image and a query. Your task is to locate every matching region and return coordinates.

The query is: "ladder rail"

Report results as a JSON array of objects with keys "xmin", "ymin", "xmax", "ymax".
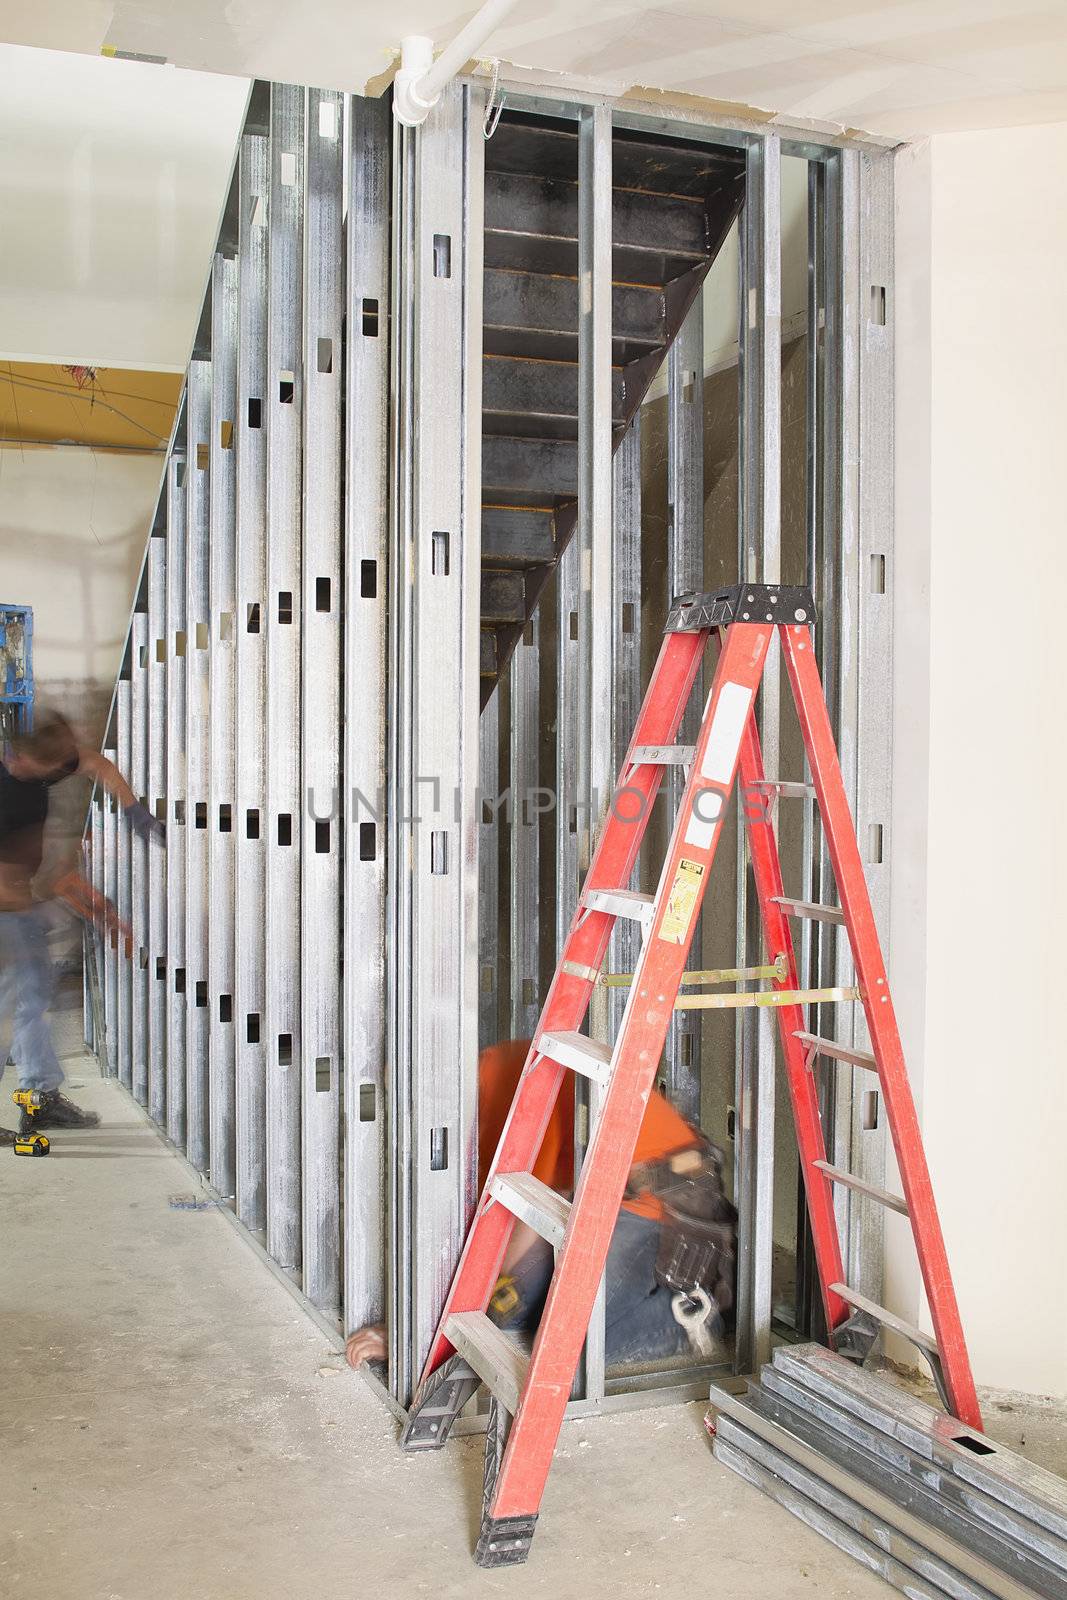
[
  {"xmin": 417, "ymin": 626, "xmax": 708, "ymax": 1380},
  {"xmin": 736, "ymin": 709, "xmax": 849, "ymax": 1335},
  {"xmin": 780, "ymin": 624, "xmax": 981, "ymax": 1429},
  {"xmin": 486, "ymin": 621, "xmax": 775, "ymax": 1522}
]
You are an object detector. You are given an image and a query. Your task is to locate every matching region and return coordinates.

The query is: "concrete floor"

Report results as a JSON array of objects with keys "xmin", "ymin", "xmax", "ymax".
[{"xmin": 2, "ymin": 1020, "xmax": 1065, "ymax": 1600}]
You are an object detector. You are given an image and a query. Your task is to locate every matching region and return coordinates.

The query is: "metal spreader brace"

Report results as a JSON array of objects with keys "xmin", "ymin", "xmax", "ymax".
[{"xmin": 400, "ymin": 582, "xmax": 980, "ymax": 1567}]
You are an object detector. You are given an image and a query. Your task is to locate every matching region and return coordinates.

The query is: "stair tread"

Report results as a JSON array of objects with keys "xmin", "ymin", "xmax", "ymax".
[
  {"xmin": 444, "ymin": 1311, "xmax": 530, "ymax": 1415},
  {"xmin": 490, "ymin": 1170, "xmax": 571, "ymax": 1247}
]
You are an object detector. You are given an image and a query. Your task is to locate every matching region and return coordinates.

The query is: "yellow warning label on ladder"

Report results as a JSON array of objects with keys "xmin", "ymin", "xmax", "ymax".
[{"xmin": 658, "ymin": 857, "xmax": 705, "ymax": 944}]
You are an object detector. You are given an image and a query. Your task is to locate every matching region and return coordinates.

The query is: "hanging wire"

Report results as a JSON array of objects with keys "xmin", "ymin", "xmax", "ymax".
[{"xmin": 482, "ymin": 58, "xmax": 505, "ymax": 139}]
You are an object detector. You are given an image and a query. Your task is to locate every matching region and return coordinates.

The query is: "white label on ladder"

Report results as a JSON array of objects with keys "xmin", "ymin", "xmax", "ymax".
[{"xmin": 684, "ymin": 682, "xmax": 753, "ymax": 850}]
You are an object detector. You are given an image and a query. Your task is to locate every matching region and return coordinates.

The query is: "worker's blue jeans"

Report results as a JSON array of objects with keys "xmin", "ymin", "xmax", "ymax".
[
  {"xmin": 491, "ymin": 1208, "xmax": 692, "ymax": 1366},
  {"xmin": 0, "ymin": 908, "xmax": 63, "ymax": 1094}
]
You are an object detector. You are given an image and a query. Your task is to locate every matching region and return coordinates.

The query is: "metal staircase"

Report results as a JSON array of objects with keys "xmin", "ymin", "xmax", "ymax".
[{"xmin": 479, "ymin": 113, "xmax": 744, "ymax": 702}]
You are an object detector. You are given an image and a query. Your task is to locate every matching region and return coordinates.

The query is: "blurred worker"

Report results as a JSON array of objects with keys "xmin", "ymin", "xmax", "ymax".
[
  {"xmin": 346, "ymin": 1038, "xmax": 737, "ymax": 1372},
  {"xmin": 0, "ymin": 713, "xmax": 159, "ymax": 1145}
]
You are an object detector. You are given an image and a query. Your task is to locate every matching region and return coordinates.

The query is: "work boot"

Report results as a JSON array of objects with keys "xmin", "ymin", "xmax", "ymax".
[{"xmin": 21, "ymin": 1091, "xmax": 100, "ymax": 1133}]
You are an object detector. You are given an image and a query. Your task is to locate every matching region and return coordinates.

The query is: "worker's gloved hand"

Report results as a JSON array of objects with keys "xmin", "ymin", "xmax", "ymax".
[{"xmin": 127, "ymin": 801, "xmax": 166, "ymax": 843}]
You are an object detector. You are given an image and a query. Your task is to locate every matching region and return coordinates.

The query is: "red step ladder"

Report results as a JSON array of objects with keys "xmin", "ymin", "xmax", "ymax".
[{"xmin": 402, "ymin": 583, "xmax": 980, "ymax": 1566}]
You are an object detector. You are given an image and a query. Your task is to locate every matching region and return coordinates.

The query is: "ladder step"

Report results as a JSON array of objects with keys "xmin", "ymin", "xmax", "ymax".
[
  {"xmin": 490, "ymin": 1170, "xmax": 571, "ymax": 1248},
  {"xmin": 538, "ymin": 1030, "xmax": 613, "ymax": 1088},
  {"xmin": 444, "ymin": 1311, "xmax": 530, "ymax": 1416},
  {"xmin": 794, "ymin": 1030, "xmax": 876, "ymax": 1070},
  {"xmin": 814, "ymin": 1160, "xmax": 908, "ymax": 1217},
  {"xmin": 771, "ymin": 896, "xmax": 845, "ymax": 925},
  {"xmin": 747, "ymin": 779, "xmax": 815, "ymax": 800},
  {"xmin": 630, "ymin": 743, "xmax": 695, "ymax": 767},
  {"xmin": 584, "ymin": 888, "xmax": 655, "ymax": 931},
  {"xmin": 830, "ymin": 1284, "xmax": 941, "ymax": 1356}
]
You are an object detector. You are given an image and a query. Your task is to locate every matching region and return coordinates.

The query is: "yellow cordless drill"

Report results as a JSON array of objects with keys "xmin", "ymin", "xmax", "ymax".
[{"xmin": 12, "ymin": 1090, "xmax": 50, "ymax": 1157}]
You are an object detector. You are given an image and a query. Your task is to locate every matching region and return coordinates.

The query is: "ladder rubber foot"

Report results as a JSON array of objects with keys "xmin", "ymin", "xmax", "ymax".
[
  {"xmin": 400, "ymin": 1355, "xmax": 480, "ymax": 1452},
  {"xmin": 475, "ymin": 1512, "xmax": 538, "ymax": 1568}
]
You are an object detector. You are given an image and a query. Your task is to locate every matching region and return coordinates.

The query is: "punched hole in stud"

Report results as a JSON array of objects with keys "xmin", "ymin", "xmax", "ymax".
[
  {"xmin": 195, "ymin": 622, "xmax": 209, "ymax": 651},
  {"xmin": 316, "ymin": 337, "xmax": 333, "ymax": 374},
  {"xmin": 278, "ymin": 591, "xmax": 293, "ymax": 624},
  {"xmin": 430, "ymin": 831, "xmax": 448, "ymax": 874},
  {"xmin": 315, "ymin": 1056, "xmax": 331, "ymax": 1092},
  {"xmin": 195, "ymin": 802, "xmax": 207, "ymax": 830},
  {"xmin": 246, "ymin": 1012, "xmax": 260, "ymax": 1044},
  {"xmin": 248, "ymin": 397, "xmax": 262, "ymax": 429},
  {"xmin": 861, "ymin": 1089, "xmax": 880, "ymax": 1131},
  {"xmin": 156, "ymin": 957, "xmax": 166, "ymax": 981},
  {"xmin": 359, "ymin": 822, "xmax": 375, "ymax": 861},
  {"xmin": 871, "ymin": 553, "xmax": 886, "ymax": 594},
  {"xmin": 247, "ymin": 602, "xmax": 261, "ymax": 634},
  {"xmin": 278, "ymin": 1033, "xmax": 293, "ymax": 1066},
  {"xmin": 870, "ymin": 284, "xmax": 887, "ymax": 326},
  {"xmin": 280, "ymin": 151, "xmax": 296, "ymax": 187},
  {"xmin": 359, "ymin": 1083, "xmax": 376, "ymax": 1122},
  {"xmin": 315, "ymin": 820, "xmax": 330, "ymax": 853},
  {"xmin": 868, "ymin": 822, "xmax": 883, "ymax": 864},
  {"xmin": 139, "ymin": 948, "xmax": 149, "ymax": 970},
  {"xmin": 569, "ymin": 611, "xmax": 578, "ymax": 642},
  {"xmin": 622, "ymin": 601, "xmax": 635, "ymax": 635},
  {"xmin": 521, "ymin": 978, "xmax": 536, "ymax": 1007},
  {"xmin": 277, "ymin": 813, "xmax": 292, "ymax": 847},
  {"xmin": 219, "ymin": 804, "xmax": 232, "ymax": 833},
  {"xmin": 220, "ymin": 994, "xmax": 232, "ymax": 1024},
  {"xmin": 430, "ymin": 1127, "xmax": 449, "ymax": 1170},
  {"xmin": 318, "ymin": 100, "xmax": 337, "ymax": 139},
  {"xmin": 360, "ymin": 559, "xmax": 377, "ymax": 599},
  {"xmin": 155, "ymin": 638, "xmax": 166, "ymax": 663},
  {"xmin": 219, "ymin": 612, "xmax": 233, "ymax": 643},
  {"xmin": 174, "ymin": 800, "xmax": 185, "ymax": 826},
  {"xmin": 432, "ymin": 234, "xmax": 451, "ymax": 279},
  {"xmin": 175, "ymin": 967, "xmax": 186, "ymax": 995},
  {"xmin": 953, "ymin": 1435, "xmax": 996, "ymax": 1455},
  {"xmin": 361, "ymin": 297, "xmax": 379, "ymax": 337},
  {"xmin": 315, "ymin": 576, "xmax": 331, "ymax": 612},
  {"xmin": 278, "ymin": 371, "xmax": 295, "ymax": 404},
  {"xmin": 138, "ymin": 646, "xmax": 147, "ymax": 670},
  {"xmin": 174, "ymin": 630, "xmax": 187, "ymax": 658},
  {"xmin": 196, "ymin": 443, "xmax": 209, "ymax": 471},
  {"xmin": 431, "ymin": 531, "xmax": 450, "ymax": 577},
  {"xmin": 195, "ymin": 981, "xmax": 208, "ymax": 1008},
  {"xmin": 246, "ymin": 808, "xmax": 260, "ymax": 840},
  {"xmin": 480, "ymin": 964, "xmax": 494, "ymax": 994},
  {"xmin": 220, "ymin": 420, "xmax": 234, "ymax": 450}
]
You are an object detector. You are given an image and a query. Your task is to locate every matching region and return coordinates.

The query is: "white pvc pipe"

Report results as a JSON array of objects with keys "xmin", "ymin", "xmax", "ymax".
[{"xmin": 392, "ymin": 0, "xmax": 520, "ymax": 126}]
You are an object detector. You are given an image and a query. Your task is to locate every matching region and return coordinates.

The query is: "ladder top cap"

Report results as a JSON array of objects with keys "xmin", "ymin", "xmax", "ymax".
[{"xmin": 666, "ymin": 583, "xmax": 816, "ymax": 633}]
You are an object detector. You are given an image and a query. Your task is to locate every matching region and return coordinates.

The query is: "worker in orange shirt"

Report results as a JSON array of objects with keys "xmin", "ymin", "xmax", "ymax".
[{"xmin": 346, "ymin": 1038, "xmax": 736, "ymax": 1371}]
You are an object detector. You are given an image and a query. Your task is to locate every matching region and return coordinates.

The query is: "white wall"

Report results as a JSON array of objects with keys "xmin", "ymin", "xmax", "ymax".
[
  {"xmin": 0, "ymin": 44, "xmax": 248, "ymax": 370},
  {"xmin": 0, "ymin": 446, "xmax": 160, "ymax": 714},
  {"xmin": 892, "ymin": 123, "xmax": 1067, "ymax": 1397}
]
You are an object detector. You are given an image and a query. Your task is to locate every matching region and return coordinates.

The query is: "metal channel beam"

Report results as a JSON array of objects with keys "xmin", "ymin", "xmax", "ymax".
[
  {"xmin": 235, "ymin": 131, "xmax": 269, "ymax": 1237},
  {"xmin": 102, "ymin": 746, "xmax": 119, "ymax": 1078},
  {"xmin": 509, "ymin": 616, "xmax": 540, "ymax": 1039},
  {"xmin": 300, "ymin": 86, "xmax": 344, "ymax": 1314},
  {"xmin": 343, "ymin": 92, "xmax": 391, "ymax": 1338},
  {"xmin": 734, "ymin": 130, "xmax": 782, "ymax": 1377},
  {"xmin": 115, "ymin": 676, "xmax": 132, "ymax": 1091},
  {"xmin": 574, "ymin": 100, "xmax": 614, "ymax": 1404},
  {"xmin": 388, "ymin": 80, "xmax": 483, "ymax": 1404},
  {"xmin": 90, "ymin": 791, "xmax": 106, "ymax": 1068},
  {"xmin": 130, "ymin": 610, "xmax": 149, "ymax": 1104},
  {"xmin": 665, "ymin": 299, "xmax": 704, "ymax": 1120},
  {"xmin": 165, "ymin": 448, "xmax": 188, "ymax": 1149},
  {"xmin": 208, "ymin": 251, "xmax": 239, "ymax": 1198},
  {"xmin": 478, "ymin": 688, "xmax": 501, "ymax": 1051},
  {"xmin": 185, "ymin": 357, "xmax": 212, "ymax": 1173},
  {"xmin": 81, "ymin": 833, "xmax": 94, "ymax": 1051},
  {"xmin": 265, "ymin": 82, "xmax": 305, "ymax": 1272},
  {"xmin": 609, "ymin": 416, "xmax": 642, "ymax": 1040},
  {"xmin": 146, "ymin": 533, "xmax": 167, "ymax": 1125}
]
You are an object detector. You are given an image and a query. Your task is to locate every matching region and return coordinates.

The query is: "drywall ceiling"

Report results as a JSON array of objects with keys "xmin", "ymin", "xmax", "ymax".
[
  {"xmin": 3, "ymin": 0, "xmax": 1067, "ymax": 138},
  {"xmin": 0, "ymin": 44, "xmax": 248, "ymax": 370}
]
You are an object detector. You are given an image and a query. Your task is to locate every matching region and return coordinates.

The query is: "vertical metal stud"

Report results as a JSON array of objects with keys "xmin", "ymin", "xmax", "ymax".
[
  {"xmin": 666, "ymin": 299, "xmax": 705, "ymax": 1121},
  {"xmin": 575, "ymin": 99, "xmax": 614, "ymax": 1404},
  {"xmin": 103, "ymin": 744, "xmax": 119, "ymax": 1079},
  {"xmin": 185, "ymin": 357, "xmax": 212, "ymax": 1173},
  {"xmin": 235, "ymin": 132, "xmax": 270, "ymax": 1236},
  {"xmin": 130, "ymin": 610, "xmax": 150, "ymax": 1104},
  {"xmin": 509, "ymin": 615, "xmax": 540, "ymax": 1039},
  {"xmin": 735, "ymin": 130, "xmax": 781, "ymax": 1377},
  {"xmin": 388, "ymin": 80, "xmax": 482, "ymax": 1403},
  {"xmin": 343, "ymin": 93, "xmax": 391, "ymax": 1337},
  {"xmin": 300, "ymin": 86, "xmax": 344, "ymax": 1313},
  {"xmin": 555, "ymin": 535, "xmax": 581, "ymax": 974},
  {"xmin": 209, "ymin": 251, "xmax": 239, "ymax": 1197},
  {"xmin": 91, "ymin": 791, "xmax": 106, "ymax": 1067},
  {"xmin": 609, "ymin": 416, "xmax": 642, "ymax": 1039},
  {"xmin": 115, "ymin": 676, "xmax": 132, "ymax": 1091},
  {"xmin": 265, "ymin": 82, "xmax": 305, "ymax": 1271},
  {"xmin": 165, "ymin": 446, "xmax": 188, "ymax": 1150},
  {"xmin": 146, "ymin": 534, "xmax": 168, "ymax": 1125}
]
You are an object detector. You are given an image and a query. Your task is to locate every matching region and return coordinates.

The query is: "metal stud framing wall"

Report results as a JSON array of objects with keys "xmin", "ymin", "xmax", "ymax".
[{"xmin": 85, "ymin": 74, "xmax": 893, "ymax": 1416}]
